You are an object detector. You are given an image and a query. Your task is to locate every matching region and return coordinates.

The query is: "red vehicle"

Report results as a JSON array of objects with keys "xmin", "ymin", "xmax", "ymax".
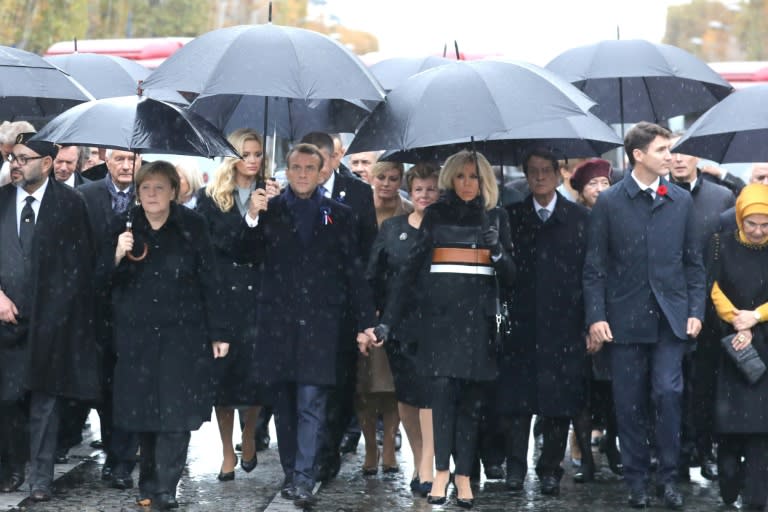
[
  {"xmin": 709, "ymin": 61, "xmax": 768, "ymax": 89},
  {"xmin": 45, "ymin": 37, "xmax": 192, "ymax": 69}
]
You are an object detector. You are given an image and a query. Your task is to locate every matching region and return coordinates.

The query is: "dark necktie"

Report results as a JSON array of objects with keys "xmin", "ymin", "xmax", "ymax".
[
  {"xmin": 645, "ymin": 188, "xmax": 655, "ymax": 201},
  {"xmin": 19, "ymin": 196, "xmax": 35, "ymax": 251},
  {"xmin": 114, "ymin": 190, "xmax": 130, "ymax": 214}
]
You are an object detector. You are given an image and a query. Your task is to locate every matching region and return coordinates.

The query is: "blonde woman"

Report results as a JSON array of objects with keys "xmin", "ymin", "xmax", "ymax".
[
  {"xmin": 175, "ymin": 159, "xmax": 204, "ymax": 209},
  {"xmin": 194, "ymin": 128, "xmax": 279, "ymax": 480}
]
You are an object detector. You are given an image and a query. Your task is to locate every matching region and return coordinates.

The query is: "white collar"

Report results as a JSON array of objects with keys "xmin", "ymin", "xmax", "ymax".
[
  {"xmin": 322, "ymin": 171, "xmax": 336, "ymax": 197},
  {"xmin": 64, "ymin": 173, "xmax": 76, "ymax": 188},
  {"xmin": 533, "ymin": 193, "xmax": 557, "ymax": 213},
  {"xmin": 631, "ymin": 170, "xmax": 660, "ymax": 194}
]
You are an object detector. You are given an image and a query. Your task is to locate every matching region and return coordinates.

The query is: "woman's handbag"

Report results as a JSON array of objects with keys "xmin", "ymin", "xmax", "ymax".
[{"xmin": 720, "ymin": 333, "xmax": 767, "ymax": 385}]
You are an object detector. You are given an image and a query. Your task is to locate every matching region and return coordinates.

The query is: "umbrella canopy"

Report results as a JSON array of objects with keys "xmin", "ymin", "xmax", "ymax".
[
  {"xmin": 142, "ymin": 24, "xmax": 385, "ymax": 137},
  {"xmin": 369, "ymin": 55, "xmax": 454, "ymax": 91},
  {"xmin": 44, "ymin": 53, "xmax": 187, "ymax": 104},
  {"xmin": 347, "ymin": 60, "xmax": 596, "ymax": 155},
  {"xmin": 546, "ymin": 39, "xmax": 733, "ymax": 124},
  {"xmin": 0, "ymin": 45, "xmax": 93, "ymax": 121},
  {"xmin": 671, "ymin": 84, "xmax": 768, "ymax": 163},
  {"xmin": 379, "ymin": 111, "xmax": 623, "ymax": 165},
  {"xmin": 31, "ymin": 95, "xmax": 237, "ymax": 158}
]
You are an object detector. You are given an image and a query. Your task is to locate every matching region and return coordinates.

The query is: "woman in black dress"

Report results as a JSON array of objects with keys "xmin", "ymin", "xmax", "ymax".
[
  {"xmin": 367, "ymin": 163, "xmax": 440, "ymax": 493},
  {"xmin": 108, "ymin": 161, "xmax": 229, "ymax": 510},
  {"xmin": 195, "ymin": 128, "xmax": 280, "ymax": 480},
  {"xmin": 378, "ymin": 150, "xmax": 515, "ymax": 508}
]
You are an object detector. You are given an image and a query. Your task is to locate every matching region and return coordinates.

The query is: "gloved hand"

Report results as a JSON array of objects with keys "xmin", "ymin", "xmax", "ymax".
[
  {"xmin": 481, "ymin": 226, "xmax": 502, "ymax": 257},
  {"xmin": 373, "ymin": 324, "xmax": 390, "ymax": 344}
]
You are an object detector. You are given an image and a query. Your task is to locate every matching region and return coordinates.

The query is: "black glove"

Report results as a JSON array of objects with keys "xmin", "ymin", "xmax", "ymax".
[
  {"xmin": 481, "ymin": 226, "xmax": 502, "ymax": 257},
  {"xmin": 373, "ymin": 324, "xmax": 390, "ymax": 344}
]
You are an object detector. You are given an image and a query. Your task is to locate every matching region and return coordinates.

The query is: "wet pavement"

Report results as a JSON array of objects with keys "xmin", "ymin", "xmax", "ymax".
[{"xmin": 1, "ymin": 411, "xmax": 738, "ymax": 511}]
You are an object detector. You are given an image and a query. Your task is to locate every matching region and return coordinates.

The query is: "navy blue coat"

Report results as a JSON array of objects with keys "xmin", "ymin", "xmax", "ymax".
[
  {"xmin": 239, "ymin": 189, "xmax": 377, "ymax": 386},
  {"xmin": 583, "ymin": 176, "xmax": 706, "ymax": 343}
]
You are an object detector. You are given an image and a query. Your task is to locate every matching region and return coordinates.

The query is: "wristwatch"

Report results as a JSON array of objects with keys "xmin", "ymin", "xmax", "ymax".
[{"xmin": 754, "ymin": 310, "xmax": 762, "ymax": 322}]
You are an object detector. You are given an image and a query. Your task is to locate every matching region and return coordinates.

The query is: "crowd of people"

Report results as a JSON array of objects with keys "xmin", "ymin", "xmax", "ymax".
[{"xmin": 0, "ymin": 118, "xmax": 767, "ymax": 512}]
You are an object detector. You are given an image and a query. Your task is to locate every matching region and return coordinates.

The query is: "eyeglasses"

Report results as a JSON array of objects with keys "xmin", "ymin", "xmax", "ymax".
[{"xmin": 7, "ymin": 153, "xmax": 45, "ymax": 166}]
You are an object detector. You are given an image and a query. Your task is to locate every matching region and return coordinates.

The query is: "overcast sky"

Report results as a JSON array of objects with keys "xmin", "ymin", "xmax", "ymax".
[{"xmin": 326, "ymin": 0, "xmax": 686, "ymax": 65}]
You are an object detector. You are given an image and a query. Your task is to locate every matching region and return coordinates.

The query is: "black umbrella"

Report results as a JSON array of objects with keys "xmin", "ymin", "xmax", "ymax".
[
  {"xmin": 44, "ymin": 53, "xmax": 187, "ymax": 104},
  {"xmin": 380, "ymin": 111, "xmax": 623, "ymax": 165},
  {"xmin": 369, "ymin": 55, "xmax": 455, "ymax": 91},
  {"xmin": 546, "ymin": 39, "xmax": 733, "ymax": 125},
  {"xmin": 31, "ymin": 95, "xmax": 237, "ymax": 158},
  {"xmin": 671, "ymin": 84, "xmax": 768, "ymax": 163},
  {"xmin": 0, "ymin": 45, "xmax": 93, "ymax": 121},
  {"xmin": 142, "ymin": 23, "xmax": 385, "ymax": 143},
  {"xmin": 347, "ymin": 60, "xmax": 596, "ymax": 155}
]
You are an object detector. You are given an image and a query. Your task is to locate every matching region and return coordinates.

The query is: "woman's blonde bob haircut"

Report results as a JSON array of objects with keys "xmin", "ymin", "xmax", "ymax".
[
  {"xmin": 437, "ymin": 150, "xmax": 498, "ymax": 210},
  {"xmin": 206, "ymin": 128, "xmax": 266, "ymax": 212}
]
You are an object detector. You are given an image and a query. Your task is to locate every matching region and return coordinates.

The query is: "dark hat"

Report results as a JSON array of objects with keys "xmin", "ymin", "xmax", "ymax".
[
  {"xmin": 570, "ymin": 158, "xmax": 611, "ymax": 193},
  {"xmin": 14, "ymin": 132, "xmax": 58, "ymax": 159}
]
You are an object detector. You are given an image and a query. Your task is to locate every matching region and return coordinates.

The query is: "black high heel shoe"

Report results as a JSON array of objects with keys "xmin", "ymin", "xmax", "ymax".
[
  {"xmin": 417, "ymin": 480, "xmax": 432, "ymax": 497},
  {"xmin": 457, "ymin": 497, "xmax": 475, "ymax": 509},
  {"xmin": 240, "ymin": 453, "xmax": 258, "ymax": 473},
  {"xmin": 427, "ymin": 480, "xmax": 450, "ymax": 505},
  {"xmin": 218, "ymin": 456, "xmax": 237, "ymax": 481}
]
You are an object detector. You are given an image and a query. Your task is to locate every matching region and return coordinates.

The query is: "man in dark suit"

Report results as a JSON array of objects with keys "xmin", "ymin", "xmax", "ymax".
[
  {"xmin": 584, "ymin": 122, "xmax": 706, "ymax": 509},
  {"xmin": 299, "ymin": 132, "xmax": 378, "ymax": 482},
  {"xmin": 669, "ymin": 135, "xmax": 735, "ymax": 483},
  {"xmin": 52, "ymin": 145, "xmax": 90, "ymax": 188},
  {"xmin": 78, "ymin": 149, "xmax": 142, "ymax": 489},
  {"xmin": 0, "ymin": 133, "xmax": 100, "ymax": 502},
  {"xmin": 243, "ymin": 143, "xmax": 377, "ymax": 508}
]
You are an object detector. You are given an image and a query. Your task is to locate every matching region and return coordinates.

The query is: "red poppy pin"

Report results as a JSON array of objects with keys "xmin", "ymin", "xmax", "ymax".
[{"xmin": 657, "ymin": 184, "xmax": 668, "ymax": 197}]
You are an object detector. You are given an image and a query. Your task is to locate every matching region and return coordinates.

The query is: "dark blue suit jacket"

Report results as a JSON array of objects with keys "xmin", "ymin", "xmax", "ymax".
[{"xmin": 583, "ymin": 175, "xmax": 706, "ymax": 342}]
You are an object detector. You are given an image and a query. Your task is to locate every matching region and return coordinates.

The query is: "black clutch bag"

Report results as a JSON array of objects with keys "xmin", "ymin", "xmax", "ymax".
[
  {"xmin": 0, "ymin": 318, "xmax": 28, "ymax": 349},
  {"xmin": 721, "ymin": 333, "xmax": 767, "ymax": 385}
]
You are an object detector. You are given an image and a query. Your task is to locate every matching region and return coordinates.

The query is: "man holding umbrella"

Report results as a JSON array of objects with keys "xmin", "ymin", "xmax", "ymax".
[{"xmin": 584, "ymin": 122, "xmax": 705, "ymax": 509}]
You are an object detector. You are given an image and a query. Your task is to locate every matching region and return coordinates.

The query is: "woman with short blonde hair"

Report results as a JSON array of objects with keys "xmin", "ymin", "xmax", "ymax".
[{"xmin": 438, "ymin": 150, "xmax": 498, "ymax": 210}]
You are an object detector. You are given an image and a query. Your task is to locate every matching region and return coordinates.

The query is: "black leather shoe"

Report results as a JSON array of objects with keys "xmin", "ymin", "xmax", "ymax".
[
  {"xmin": 656, "ymin": 483, "xmax": 684, "ymax": 510},
  {"xmin": 110, "ymin": 475, "xmax": 134, "ymax": 490},
  {"xmin": 0, "ymin": 472, "xmax": 25, "ymax": 493},
  {"xmin": 240, "ymin": 453, "xmax": 257, "ymax": 473},
  {"xmin": 505, "ymin": 476, "xmax": 524, "ymax": 491},
  {"xmin": 573, "ymin": 467, "xmax": 595, "ymax": 483},
  {"xmin": 280, "ymin": 477, "xmax": 295, "ymax": 500},
  {"xmin": 316, "ymin": 454, "xmax": 341, "ymax": 483},
  {"xmin": 29, "ymin": 489, "xmax": 52, "ymax": 502},
  {"xmin": 256, "ymin": 432, "xmax": 270, "ymax": 452},
  {"xmin": 457, "ymin": 497, "xmax": 475, "ymax": 509},
  {"xmin": 217, "ymin": 470, "xmax": 235, "ymax": 481},
  {"xmin": 154, "ymin": 492, "xmax": 179, "ymax": 509},
  {"xmin": 427, "ymin": 481, "xmax": 450, "ymax": 505},
  {"xmin": 700, "ymin": 459, "xmax": 718, "ymax": 481},
  {"xmin": 416, "ymin": 480, "xmax": 432, "ymax": 497},
  {"xmin": 484, "ymin": 464, "xmax": 505, "ymax": 480},
  {"xmin": 540, "ymin": 475, "xmax": 560, "ymax": 496},
  {"xmin": 339, "ymin": 432, "xmax": 360, "ymax": 454},
  {"xmin": 293, "ymin": 485, "xmax": 316, "ymax": 508},
  {"xmin": 90, "ymin": 439, "xmax": 104, "ymax": 449},
  {"xmin": 628, "ymin": 489, "xmax": 651, "ymax": 508},
  {"xmin": 101, "ymin": 464, "xmax": 113, "ymax": 481}
]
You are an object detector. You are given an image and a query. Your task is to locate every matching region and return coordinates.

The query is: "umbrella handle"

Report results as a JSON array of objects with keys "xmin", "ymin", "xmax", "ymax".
[{"xmin": 124, "ymin": 221, "xmax": 148, "ymax": 262}]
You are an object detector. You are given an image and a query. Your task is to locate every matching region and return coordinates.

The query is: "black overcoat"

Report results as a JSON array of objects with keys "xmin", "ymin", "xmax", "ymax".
[
  {"xmin": 238, "ymin": 190, "xmax": 377, "ymax": 387},
  {"xmin": 382, "ymin": 192, "xmax": 515, "ymax": 382},
  {"xmin": 498, "ymin": 193, "xmax": 589, "ymax": 416},
  {"xmin": 0, "ymin": 180, "xmax": 100, "ymax": 401},
  {"xmin": 105, "ymin": 204, "xmax": 228, "ymax": 432}
]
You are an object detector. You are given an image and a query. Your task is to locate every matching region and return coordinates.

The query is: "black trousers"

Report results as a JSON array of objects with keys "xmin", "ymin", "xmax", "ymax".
[
  {"xmin": 504, "ymin": 414, "xmax": 569, "ymax": 480},
  {"xmin": 717, "ymin": 433, "xmax": 768, "ymax": 509},
  {"xmin": 0, "ymin": 400, "xmax": 28, "ymax": 475},
  {"xmin": 432, "ymin": 377, "xmax": 485, "ymax": 476},
  {"xmin": 138, "ymin": 431, "xmax": 191, "ymax": 499},
  {"xmin": 478, "ymin": 387, "xmax": 505, "ymax": 468},
  {"xmin": 56, "ymin": 399, "xmax": 90, "ymax": 453},
  {"xmin": 28, "ymin": 391, "xmax": 59, "ymax": 492},
  {"xmin": 316, "ymin": 349, "xmax": 356, "ymax": 469}
]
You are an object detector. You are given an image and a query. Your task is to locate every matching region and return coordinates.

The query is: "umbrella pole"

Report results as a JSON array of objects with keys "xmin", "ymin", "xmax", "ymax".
[
  {"xmin": 454, "ymin": 41, "xmax": 461, "ymax": 60},
  {"xmin": 619, "ymin": 77, "xmax": 625, "ymax": 169},
  {"xmin": 260, "ymin": 96, "xmax": 269, "ymax": 186}
]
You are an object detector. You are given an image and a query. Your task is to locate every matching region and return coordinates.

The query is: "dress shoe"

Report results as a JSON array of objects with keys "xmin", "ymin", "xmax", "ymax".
[
  {"xmin": 339, "ymin": 432, "xmax": 360, "ymax": 454},
  {"xmin": 457, "ymin": 497, "xmax": 475, "ymax": 509},
  {"xmin": 90, "ymin": 439, "xmax": 104, "ymax": 449},
  {"xmin": 416, "ymin": 480, "xmax": 432, "ymax": 497},
  {"xmin": 540, "ymin": 475, "xmax": 560, "ymax": 496},
  {"xmin": 101, "ymin": 464, "xmax": 113, "ymax": 481},
  {"xmin": 409, "ymin": 477, "xmax": 420, "ymax": 492},
  {"xmin": 427, "ymin": 480, "xmax": 450, "ymax": 505},
  {"xmin": 0, "ymin": 472, "xmax": 24, "ymax": 493},
  {"xmin": 382, "ymin": 464, "xmax": 399, "ymax": 474},
  {"xmin": 110, "ymin": 475, "xmax": 134, "ymax": 490},
  {"xmin": 154, "ymin": 492, "xmax": 179, "ymax": 510},
  {"xmin": 628, "ymin": 489, "xmax": 651, "ymax": 508},
  {"xmin": 217, "ymin": 469, "xmax": 235, "ymax": 481},
  {"xmin": 293, "ymin": 485, "xmax": 316, "ymax": 508},
  {"xmin": 505, "ymin": 476, "xmax": 524, "ymax": 491},
  {"xmin": 240, "ymin": 453, "xmax": 257, "ymax": 473},
  {"xmin": 484, "ymin": 464, "xmax": 505, "ymax": 480},
  {"xmin": 29, "ymin": 489, "xmax": 52, "ymax": 502},
  {"xmin": 656, "ymin": 483, "xmax": 684, "ymax": 510},
  {"xmin": 700, "ymin": 458, "xmax": 718, "ymax": 480},
  {"xmin": 573, "ymin": 467, "xmax": 595, "ymax": 484},
  {"xmin": 316, "ymin": 454, "xmax": 341, "ymax": 483}
]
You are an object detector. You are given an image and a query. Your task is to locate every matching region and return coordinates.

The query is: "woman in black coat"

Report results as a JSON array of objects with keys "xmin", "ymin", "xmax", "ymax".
[
  {"xmin": 380, "ymin": 150, "xmax": 515, "ymax": 508},
  {"xmin": 107, "ymin": 161, "xmax": 229, "ymax": 510},
  {"xmin": 195, "ymin": 128, "xmax": 280, "ymax": 480}
]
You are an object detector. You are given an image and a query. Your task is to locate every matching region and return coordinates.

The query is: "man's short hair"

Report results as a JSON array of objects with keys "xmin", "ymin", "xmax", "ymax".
[
  {"xmin": 624, "ymin": 122, "xmax": 671, "ymax": 167},
  {"xmin": 286, "ymin": 143, "xmax": 325, "ymax": 171},
  {"xmin": 299, "ymin": 132, "xmax": 334, "ymax": 155},
  {"xmin": 522, "ymin": 147, "xmax": 559, "ymax": 176}
]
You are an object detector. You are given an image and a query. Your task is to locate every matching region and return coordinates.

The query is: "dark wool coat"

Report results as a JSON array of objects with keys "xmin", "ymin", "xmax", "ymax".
[
  {"xmin": 238, "ymin": 190, "xmax": 377, "ymax": 387},
  {"xmin": 0, "ymin": 179, "xmax": 100, "ymax": 401},
  {"xmin": 498, "ymin": 193, "xmax": 589, "ymax": 416},
  {"xmin": 105, "ymin": 204, "xmax": 228, "ymax": 432},
  {"xmin": 382, "ymin": 192, "xmax": 515, "ymax": 382}
]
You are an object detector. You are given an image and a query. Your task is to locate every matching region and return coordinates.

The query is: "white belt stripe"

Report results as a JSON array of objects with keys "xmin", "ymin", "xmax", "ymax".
[{"xmin": 430, "ymin": 264, "xmax": 495, "ymax": 276}]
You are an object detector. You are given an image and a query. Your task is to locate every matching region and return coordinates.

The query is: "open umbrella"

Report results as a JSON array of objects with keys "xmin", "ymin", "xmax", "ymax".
[
  {"xmin": 369, "ymin": 56, "xmax": 455, "ymax": 91},
  {"xmin": 30, "ymin": 95, "xmax": 237, "ymax": 158},
  {"xmin": 0, "ymin": 45, "xmax": 93, "ymax": 121},
  {"xmin": 671, "ymin": 84, "xmax": 768, "ymax": 163},
  {"xmin": 347, "ymin": 60, "xmax": 596, "ymax": 155},
  {"xmin": 142, "ymin": 23, "xmax": 385, "ymax": 147},
  {"xmin": 44, "ymin": 53, "xmax": 187, "ymax": 104},
  {"xmin": 545, "ymin": 39, "xmax": 733, "ymax": 126}
]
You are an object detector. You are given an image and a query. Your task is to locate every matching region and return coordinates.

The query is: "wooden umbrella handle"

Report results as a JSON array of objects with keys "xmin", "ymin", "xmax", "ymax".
[{"xmin": 124, "ymin": 221, "xmax": 148, "ymax": 262}]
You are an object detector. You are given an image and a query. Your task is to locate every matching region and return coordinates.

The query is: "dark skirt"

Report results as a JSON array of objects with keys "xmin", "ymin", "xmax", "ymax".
[
  {"xmin": 213, "ymin": 316, "xmax": 269, "ymax": 407},
  {"xmin": 386, "ymin": 339, "xmax": 431, "ymax": 409}
]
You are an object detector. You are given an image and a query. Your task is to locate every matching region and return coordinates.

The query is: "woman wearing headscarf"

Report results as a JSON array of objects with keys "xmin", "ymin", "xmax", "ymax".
[
  {"xmin": 708, "ymin": 183, "xmax": 768, "ymax": 510},
  {"xmin": 374, "ymin": 150, "xmax": 515, "ymax": 509},
  {"xmin": 195, "ymin": 128, "xmax": 280, "ymax": 481}
]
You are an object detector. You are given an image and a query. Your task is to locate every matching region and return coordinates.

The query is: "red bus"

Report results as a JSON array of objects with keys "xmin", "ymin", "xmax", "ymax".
[
  {"xmin": 709, "ymin": 61, "xmax": 768, "ymax": 89},
  {"xmin": 45, "ymin": 37, "xmax": 192, "ymax": 69}
]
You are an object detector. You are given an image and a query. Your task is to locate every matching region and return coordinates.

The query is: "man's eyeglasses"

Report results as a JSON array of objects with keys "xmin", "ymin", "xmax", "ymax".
[{"xmin": 7, "ymin": 153, "xmax": 45, "ymax": 165}]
